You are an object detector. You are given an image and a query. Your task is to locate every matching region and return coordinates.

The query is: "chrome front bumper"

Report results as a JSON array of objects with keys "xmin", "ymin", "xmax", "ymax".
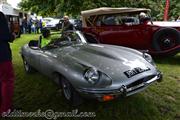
[{"xmin": 77, "ymin": 72, "xmax": 163, "ymax": 101}]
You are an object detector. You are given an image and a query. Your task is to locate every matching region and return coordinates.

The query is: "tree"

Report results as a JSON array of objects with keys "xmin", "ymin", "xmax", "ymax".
[{"xmin": 18, "ymin": 0, "xmax": 180, "ymax": 20}]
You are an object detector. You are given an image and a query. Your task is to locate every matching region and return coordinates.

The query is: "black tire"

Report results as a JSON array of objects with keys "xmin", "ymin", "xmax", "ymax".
[
  {"xmin": 22, "ymin": 58, "xmax": 35, "ymax": 73},
  {"xmin": 84, "ymin": 34, "xmax": 98, "ymax": 43},
  {"xmin": 60, "ymin": 76, "xmax": 83, "ymax": 106},
  {"xmin": 152, "ymin": 28, "xmax": 180, "ymax": 51}
]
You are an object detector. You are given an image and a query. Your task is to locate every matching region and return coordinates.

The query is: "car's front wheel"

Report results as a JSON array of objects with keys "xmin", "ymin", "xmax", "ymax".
[
  {"xmin": 22, "ymin": 58, "xmax": 35, "ymax": 73},
  {"xmin": 60, "ymin": 76, "xmax": 83, "ymax": 106}
]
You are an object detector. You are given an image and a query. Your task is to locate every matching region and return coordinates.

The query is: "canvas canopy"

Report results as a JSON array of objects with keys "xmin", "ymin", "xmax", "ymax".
[{"xmin": 81, "ymin": 7, "xmax": 151, "ymax": 17}]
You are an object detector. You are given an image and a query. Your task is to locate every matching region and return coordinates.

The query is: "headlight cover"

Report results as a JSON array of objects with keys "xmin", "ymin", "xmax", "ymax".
[
  {"xmin": 143, "ymin": 53, "xmax": 155, "ymax": 66},
  {"xmin": 84, "ymin": 68, "xmax": 100, "ymax": 84}
]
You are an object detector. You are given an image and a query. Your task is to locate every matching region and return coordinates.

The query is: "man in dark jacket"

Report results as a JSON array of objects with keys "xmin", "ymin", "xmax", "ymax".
[
  {"xmin": 62, "ymin": 16, "xmax": 74, "ymax": 33},
  {"xmin": 0, "ymin": 11, "xmax": 15, "ymax": 115}
]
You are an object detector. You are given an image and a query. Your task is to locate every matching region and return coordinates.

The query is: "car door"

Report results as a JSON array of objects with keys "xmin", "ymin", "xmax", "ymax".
[
  {"xmin": 37, "ymin": 37, "xmax": 67, "ymax": 77},
  {"xmin": 123, "ymin": 23, "xmax": 151, "ymax": 49},
  {"xmin": 38, "ymin": 49, "xmax": 58, "ymax": 77},
  {"xmin": 98, "ymin": 15, "xmax": 149, "ymax": 50}
]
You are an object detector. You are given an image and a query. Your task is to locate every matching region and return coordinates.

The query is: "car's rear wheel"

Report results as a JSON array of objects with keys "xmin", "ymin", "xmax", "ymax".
[
  {"xmin": 60, "ymin": 76, "xmax": 83, "ymax": 106},
  {"xmin": 152, "ymin": 28, "xmax": 180, "ymax": 51},
  {"xmin": 23, "ymin": 58, "xmax": 35, "ymax": 73}
]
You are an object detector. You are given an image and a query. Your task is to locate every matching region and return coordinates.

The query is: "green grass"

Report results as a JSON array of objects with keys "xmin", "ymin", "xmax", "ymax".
[{"xmin": 5, "ymin": 34, "xmax": 180, "ymax": 120}]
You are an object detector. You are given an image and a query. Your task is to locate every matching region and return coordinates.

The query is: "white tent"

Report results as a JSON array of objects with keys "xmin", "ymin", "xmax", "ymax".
[{"xmin": 0, "ymin": 3, "xmax": 19, "ymax": 16}]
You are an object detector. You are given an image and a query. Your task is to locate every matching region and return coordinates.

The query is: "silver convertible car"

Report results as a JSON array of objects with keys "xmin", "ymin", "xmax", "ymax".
[{"xmin": 21, "ymin": 31, "xmax": 162, "ymax": 105}]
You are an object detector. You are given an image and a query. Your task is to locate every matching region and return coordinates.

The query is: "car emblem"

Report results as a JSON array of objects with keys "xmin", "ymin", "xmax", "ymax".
[{"xmin": 124, "ymin": 67, "xmax": 150, "ymax": 78}]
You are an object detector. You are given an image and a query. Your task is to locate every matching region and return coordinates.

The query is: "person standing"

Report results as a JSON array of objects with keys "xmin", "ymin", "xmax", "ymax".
[
  {"xmin": 22, "ymin": 17, "xmax": 27, "ymax": 34},
  {"xmin": 19, "ymin": 17, "xmax": 23, "ymax": 34},
  {"xmin": 27, "ymin": 17, "xmax": 33, "ymax": 34},
  {"xmin": 39, "ymin": 19, "xmax": 43, "ymax": 33},
  {"xmin": 62, "ymin": 16, "xmax": 74, "ymax": 33},
  {"xmin": 34, "ymin": 17, "xmax": 39, "ymax": 34},
  {"xmin": 0, "ymin": 11, "xmax": 15, "ymax": 115}
]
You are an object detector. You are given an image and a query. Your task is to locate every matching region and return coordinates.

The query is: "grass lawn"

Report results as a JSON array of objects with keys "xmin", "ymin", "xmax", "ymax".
[{"xmin": 5, "ymin": 34, "xmax": 180, "ymax": 120}]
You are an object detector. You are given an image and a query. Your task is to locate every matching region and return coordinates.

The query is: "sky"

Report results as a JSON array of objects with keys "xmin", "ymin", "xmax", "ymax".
[{"xmin": 7, "ymin": 0, "xmax": 21, "ymax": 8}]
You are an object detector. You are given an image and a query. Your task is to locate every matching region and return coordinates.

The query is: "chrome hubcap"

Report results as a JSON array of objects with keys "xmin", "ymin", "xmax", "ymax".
[{"xmin": 163, "ymin": 39, "xmax": 171, "ymax": 45}]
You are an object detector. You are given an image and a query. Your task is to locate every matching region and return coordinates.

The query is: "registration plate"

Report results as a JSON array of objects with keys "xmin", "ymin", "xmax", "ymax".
[{"xmin": 124, "ymin": 67, "xmax": 150, "ymax": 78}]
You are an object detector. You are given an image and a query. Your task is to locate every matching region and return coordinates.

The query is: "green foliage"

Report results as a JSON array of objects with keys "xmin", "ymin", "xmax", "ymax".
[{"xmin": 18, "ymin": 0, "xmax": 180, "ymax": 20}]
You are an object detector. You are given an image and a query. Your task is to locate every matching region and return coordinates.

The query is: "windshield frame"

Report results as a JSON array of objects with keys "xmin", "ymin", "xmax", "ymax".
[{"xmin": 43, "ymin": 31, "xmax": 87, "ymax": 50}]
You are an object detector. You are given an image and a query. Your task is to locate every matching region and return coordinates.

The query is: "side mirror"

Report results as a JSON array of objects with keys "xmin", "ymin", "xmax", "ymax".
[{"xmin": 28, "ymin": 40, "xmax": 40, "ymax": 50}]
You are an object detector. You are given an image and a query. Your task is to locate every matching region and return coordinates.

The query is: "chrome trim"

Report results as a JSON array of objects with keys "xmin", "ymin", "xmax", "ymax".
[
  {"xmin": 126, "ymin": 75, "xmax": 159, "ymax": 93},
  {"xmin": 145, "ymin": 75, "xmax": 158, "ymax": 84},
  {"xmin": 77, "ymin": 73, "xmax": 162, "ymax": 97}
]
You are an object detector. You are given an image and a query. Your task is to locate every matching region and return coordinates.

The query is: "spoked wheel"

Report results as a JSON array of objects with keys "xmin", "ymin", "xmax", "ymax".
[
  {"xmin": 23, "ymin": 58, "xmax": 34, "ymax": 73},
  {"xmin": 152, "ymin": 28, "xmax": 180, "ymax": 51},
  {"xmin": 61, "ymin": 76, "xmax": 83, "ymax": 106}
]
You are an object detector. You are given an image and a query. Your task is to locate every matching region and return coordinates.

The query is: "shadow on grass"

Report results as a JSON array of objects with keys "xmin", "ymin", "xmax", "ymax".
[
  {"xmin": 153, "ymin": 54, "xmax": 180, "ymax": 65},
  {"xmin": 73, "ymin": 94, "xmax": 161, "ymax": 120}
]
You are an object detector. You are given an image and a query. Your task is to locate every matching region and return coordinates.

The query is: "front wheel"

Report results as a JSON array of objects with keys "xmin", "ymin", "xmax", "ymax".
[
  {"xmin": 23, "ymin": 58, "xmax": 35, "ymax": 73},
  {"xmin": 61, "ymin": 77, "xmax": 83, "ymax": 106},
  {"xmin": 152, "ymin": 28, "xmax": 180, "ymax": 51}
]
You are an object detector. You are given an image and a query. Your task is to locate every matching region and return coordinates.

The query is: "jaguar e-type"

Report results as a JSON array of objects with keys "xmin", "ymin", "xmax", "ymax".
[{"xmin": 21, "ymin": 31, "xmax": 162, "ymax": 105}]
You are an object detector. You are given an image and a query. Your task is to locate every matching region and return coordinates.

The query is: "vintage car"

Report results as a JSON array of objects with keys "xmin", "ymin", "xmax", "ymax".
[
  {"xmin": 81, "ymin": 7, "xmax": 180, "ymax": 56},
  {"xmin": 21, "ymin": 31, "xmax": 162, "ymax": 105}
]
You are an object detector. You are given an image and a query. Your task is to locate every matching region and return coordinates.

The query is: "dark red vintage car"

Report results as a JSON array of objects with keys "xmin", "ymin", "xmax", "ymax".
[{"xmin": 81, "ymin": 7, "xmax": 180, "ymax": 56}]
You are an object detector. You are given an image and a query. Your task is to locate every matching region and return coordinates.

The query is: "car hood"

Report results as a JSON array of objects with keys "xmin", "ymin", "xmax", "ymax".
[
  {"xmin": 150, "ymin": 21, "xmax": 180, "ymax": 27},
  {"xmin": 50, "ymin": 44, "xmax": 156, "ymax": 85}
]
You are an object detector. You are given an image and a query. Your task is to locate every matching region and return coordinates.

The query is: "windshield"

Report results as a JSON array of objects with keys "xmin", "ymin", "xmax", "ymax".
[{"xmin": 44, "ymin": 32, "xmax": 84, "ymax": 49}]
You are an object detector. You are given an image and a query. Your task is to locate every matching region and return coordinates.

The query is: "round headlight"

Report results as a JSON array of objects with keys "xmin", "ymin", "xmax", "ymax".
[
  {"xmin": 84, "ymin": 68, "xmax": 100, "ymax": 84},
  {"xmin": 143, "ymin": 53, "xmax": 155, "ymax": 66}
]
